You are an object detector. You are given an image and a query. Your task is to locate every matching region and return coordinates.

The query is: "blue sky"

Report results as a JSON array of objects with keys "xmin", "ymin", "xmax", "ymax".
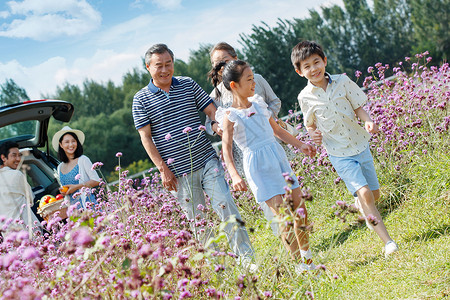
[{"xmin": 0, "ymin": 0, "xmax": 342, "ymax": 99}]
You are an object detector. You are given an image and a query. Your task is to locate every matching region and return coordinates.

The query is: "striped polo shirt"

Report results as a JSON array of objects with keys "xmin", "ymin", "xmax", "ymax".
[{"xmin": 132, "ymin": 76, "xmax": 217, "ymax": 177}]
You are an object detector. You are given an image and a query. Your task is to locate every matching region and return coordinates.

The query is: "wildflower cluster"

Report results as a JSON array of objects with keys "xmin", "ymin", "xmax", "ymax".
[{"xmin": 0, "ymin": 170, "xmax": 242, "ymax": 299}]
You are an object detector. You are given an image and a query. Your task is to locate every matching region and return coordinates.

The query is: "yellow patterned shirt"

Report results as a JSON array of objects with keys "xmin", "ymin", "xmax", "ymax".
[{"xmin": 298, "ymin": 74, "xmax": 371, "ymax": 157}]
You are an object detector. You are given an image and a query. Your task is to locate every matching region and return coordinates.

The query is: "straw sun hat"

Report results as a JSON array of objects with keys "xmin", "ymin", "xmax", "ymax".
[{"xmin": 51, "ymin": 126, "xmax": 85, "ymax": 152}]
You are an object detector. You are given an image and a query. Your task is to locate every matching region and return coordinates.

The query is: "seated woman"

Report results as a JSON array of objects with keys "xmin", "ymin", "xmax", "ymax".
[{"xmin": 52, "ymin": 126, "xmax": 100, "ymax": 209}]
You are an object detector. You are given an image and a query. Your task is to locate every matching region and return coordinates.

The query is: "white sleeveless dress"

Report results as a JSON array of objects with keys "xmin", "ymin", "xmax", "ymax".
[{"xmin": 216, "ymin": 95, "xmax": 299, "ymax": 203}]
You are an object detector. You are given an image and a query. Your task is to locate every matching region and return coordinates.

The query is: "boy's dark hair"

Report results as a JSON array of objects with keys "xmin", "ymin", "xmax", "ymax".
[
  {"xmin": 58, "ymin": 132, "xmax": 84, "ymax": 163},
  {"xmin": 291, "ymin": 41, "xmax": 326, "ymax": 71},
  {"xmin": 221, "ymin": 60, "xmax": 251, "ymax": 91},
  {"xmin": 0, "ymin": 141, "xmax": 19, "ymax": 165},
  {"xmin": 144, "ymin": 43, "xmax": 174, "ymax": 66}
]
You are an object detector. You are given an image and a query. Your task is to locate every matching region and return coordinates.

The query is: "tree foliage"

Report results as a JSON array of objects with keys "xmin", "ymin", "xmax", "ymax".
[
  {"xmin": 0, "ymin": 79, "xmax": 29, "ymax": 106},
  {"xmin": 174, "ymin": 44, "xmax": 213, "ymax": 92}
]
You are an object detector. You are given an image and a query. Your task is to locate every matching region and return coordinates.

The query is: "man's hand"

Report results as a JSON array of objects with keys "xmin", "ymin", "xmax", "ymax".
[
  {"xmin": 160, "ymin": 167, "xmax": 178, "ymax": 192},
  {"xmin": 212, "ymin": 122, "xmax": 223, "ymax": 137}
]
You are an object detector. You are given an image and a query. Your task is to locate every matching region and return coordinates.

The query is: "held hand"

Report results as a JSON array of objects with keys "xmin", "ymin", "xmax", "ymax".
[
  {"xmin": 161, "ymin": 168, "xmax": 178, "ymax": 192},
  {"xmin": 310, "ymin": 129, "xmax": 323, "ymax": 145},
  {"xmin": 60, "ymin": 184, "xmax": 77, "ymax": 195},
  {"xmin": 365, "ymin": 121, "xmax": 379, "ymax": 134},
  {"xmin": 300, "ymin": 143, "xmax": 317, "ymax": 158},
  {"xmin": 212, "ymin": 123, "xmax": 223, "ymax": 137},
  {"xmin": 232, "ymin": 176, "xmax": 247, "ymax": 191}
]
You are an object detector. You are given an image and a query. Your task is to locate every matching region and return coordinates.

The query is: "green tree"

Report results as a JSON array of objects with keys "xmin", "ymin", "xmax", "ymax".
[
  {"xmin": 240, "ymin": 20, "xmax": 302, "ymax": 115},
  {"xmin": 408, "ymin": 0, "xmax": 449, "ymax": 62},
  {"xmin": 174, "ymin": 44, "xmax": 212, "ymax": 92},
  {"xmin": 0, "ymin": 79, "xmax": 29, "ymax": 106}
]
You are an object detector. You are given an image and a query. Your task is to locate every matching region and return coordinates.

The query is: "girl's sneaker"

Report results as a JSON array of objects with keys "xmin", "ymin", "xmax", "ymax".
[
  {"xmin": 241, "ymin": 257, "xmax": 258, "ymax": 273},
  {"xmin": 384, "ymin": 240, "xmax": 399, "ymax": 258}
]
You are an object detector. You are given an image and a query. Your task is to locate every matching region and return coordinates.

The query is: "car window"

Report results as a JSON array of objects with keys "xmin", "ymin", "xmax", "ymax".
[
  {"xmin": 0, "ymin": 120, "xmax": 38, "ymax": 141},
  {"xmin": 22, "ymin": 162, "xmax": 54, "ymax": 189}
]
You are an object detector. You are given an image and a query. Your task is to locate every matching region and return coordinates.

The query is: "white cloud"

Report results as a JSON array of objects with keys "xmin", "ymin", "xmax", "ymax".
[
  {"xmin": 0, "ymin": 49, "xmax": 143, "ymax": 99},
  {"xmin": 131, "ymin": 0, "xmax": 182, "ymax": 10},
  {"xmin": 0, "ymin": 11, "xmax": 10, "ymax": 18},
  {"xmin": 97, "ymin": 14, "xmax": 154, "ymax": 47},
  {"xmin": 152, "ymin": 0, "xmax": 182, "ymax": 10},
  {"xmin": 0, "ymin": 0, "xmax": 101, "ymax": 41}
]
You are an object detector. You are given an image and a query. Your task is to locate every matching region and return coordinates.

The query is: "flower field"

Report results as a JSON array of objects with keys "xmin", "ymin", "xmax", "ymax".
[{"xmin": 1, "ymin": 54, "xmax": 449, "ymax": 299}]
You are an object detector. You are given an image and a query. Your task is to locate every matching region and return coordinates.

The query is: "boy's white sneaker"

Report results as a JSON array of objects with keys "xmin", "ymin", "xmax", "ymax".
[
  {"xmin": 384, "ymin": 240, "xmax": 399, "ymax": 258},
  {"xmin": 241, "ymin": 257, "xmax": 258, "ymax": 273},
  {"xmin": 294, "ymin": 262, "xmax": 316, "ymax": 274},
  {"xmin": 354, "ymin": 196, "xmax": 374, "ymax": 230}
]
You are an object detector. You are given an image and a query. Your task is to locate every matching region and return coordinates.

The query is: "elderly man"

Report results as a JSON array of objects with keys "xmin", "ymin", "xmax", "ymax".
[
  {"xmin": 132, "ymin": 44, "xmax": 255, "ymax": 268},
  {"xmin": 0, "ymin": 141, "xmax": 41, "ymax": 233}
]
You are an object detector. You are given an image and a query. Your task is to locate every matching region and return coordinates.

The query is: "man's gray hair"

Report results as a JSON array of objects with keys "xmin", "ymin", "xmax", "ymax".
[{"xmin": 145, "ymin": 44, "xmax": 174, "ymax": 66}]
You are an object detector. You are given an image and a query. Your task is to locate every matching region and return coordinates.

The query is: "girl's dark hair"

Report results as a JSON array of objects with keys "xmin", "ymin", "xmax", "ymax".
[
  {"xmin": 58, "ymin": 132, "xmax": 84, "ymax": 163},
  {"xmin": 208, "ymin": 42, "xmax": 238, "ymax": 99},
  {"xmin": 209, "ymin": 61, "xmax": 227, "ymax": 99},
  {"xmin": 222, "ymin": 60, "xmax": 251, "ymax": 91}
]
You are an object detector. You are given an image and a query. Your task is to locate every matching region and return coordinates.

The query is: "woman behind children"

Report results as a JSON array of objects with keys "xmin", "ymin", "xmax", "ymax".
[
  {"xmin": 216, "ymin": 60, "xmax": 317, "ymax": 272},
  {"xmin": 52, "ymin": 126, "xmax": 100, "ymax": 209}
]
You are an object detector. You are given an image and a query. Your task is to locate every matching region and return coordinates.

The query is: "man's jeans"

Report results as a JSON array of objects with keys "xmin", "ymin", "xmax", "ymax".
[{"xmin": 172, "ymin": 158, "xmax": 255, "ymax": 259}]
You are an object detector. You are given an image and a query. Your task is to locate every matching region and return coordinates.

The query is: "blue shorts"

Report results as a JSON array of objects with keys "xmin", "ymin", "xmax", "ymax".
[{"xmin": 328, "ymin": 145, "xmax": 380, "ymax": 196}]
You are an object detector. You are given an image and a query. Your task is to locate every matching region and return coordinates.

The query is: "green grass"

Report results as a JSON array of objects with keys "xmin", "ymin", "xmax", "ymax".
[{"xmin": 231, "ymin": 148, "xmax": 450, "ymax": 299}]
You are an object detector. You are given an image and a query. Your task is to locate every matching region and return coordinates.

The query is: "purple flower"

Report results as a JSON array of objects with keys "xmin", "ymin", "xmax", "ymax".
[
  {"xmin": 297, "ymin": 208, "xmax": 305, "ymax": 218},
  {"xmin": 205, "ymin": 288, "xmax": 217, "ymax": 296},
  {"xmin": 179, "ymin": 291, "xmax": 192, "ymax": 299},
  {"xmin": 264, "ymin": 291, "xmax": 273, "ymax": 297},
  {"xmin": 177, "ymin": 278, "xmax": 189, "ymax": 289},
  {"xmin": 315, "ymin": 264, "xmax": 326, "ymax": 271},
  {"xmin": 198, "ymin": 125, "xmax": 206, "ymax": 131},
  {"xmin": 116, "ymin": 152, "xmax": 122, "ymax": 157},
  {"xmin": 22, "ymin": 247, "xmax": 40, "ymax": 260},
  {"xmin": 366, "ymin": 214, "xmax": 379, "ymax": 226},
  {"xmin": 73, "ymin": 227, "xmax": 94, "ymax": 247},
  {"xmin": 74, "ymin": 173, "xmax": 81, "ymax": 180},
  {"xmin": 165, "ymin": 133, "xmax": 172, "ymax": 141},
  {"xmin": 355, "ymin": 70, "xmax": 362, "ymax": 78},
  {"xmin": 2, "ymin": 252, "xmax": 19, "ymax": 268},
  {"xmin": 167, "ymin": 158, "xmax": 175, "ymax": 165},
  {"xmin": 91, "ymin": 162, "xmax": 104, "ymax": 170},
  {"xmin": 182, "ymin": 127, "xmax": 192, "ymax": 134},
  {"xmin": 336, "ymin": 200, "xmax": 346, "ymax": 208},
  {"xmin": 367, "ymin": 66, "xmax": 374, "ymax": 73}
]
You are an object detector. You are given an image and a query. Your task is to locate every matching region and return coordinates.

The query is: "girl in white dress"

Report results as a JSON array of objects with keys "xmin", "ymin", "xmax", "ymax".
[{"xmin": 216, "ymin": 60, "xmax": 317, "ymax": 272}]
